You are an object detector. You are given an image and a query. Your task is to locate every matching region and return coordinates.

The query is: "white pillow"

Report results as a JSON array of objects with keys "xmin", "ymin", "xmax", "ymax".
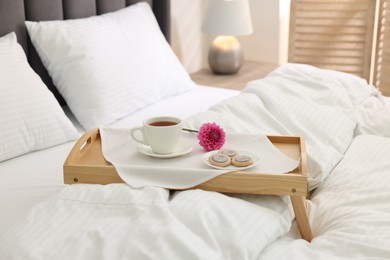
[
  {"xmin": 0, "ymin": 32, "xmax": 79, "ymax": 162},
  {"xmin": 25, "ymin": 2, "xmax": 196, "ymax": 130}
]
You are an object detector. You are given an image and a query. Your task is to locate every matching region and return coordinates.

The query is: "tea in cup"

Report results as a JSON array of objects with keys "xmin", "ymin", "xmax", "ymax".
[{"xmin": 130, "ymin": 116, "xmax": 182, "ymax": 154}]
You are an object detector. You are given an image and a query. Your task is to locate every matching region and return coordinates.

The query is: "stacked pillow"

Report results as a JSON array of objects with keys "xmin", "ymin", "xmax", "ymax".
[
  {"xmin": 25, "ymin": 2, "xmax": 196, "ymax": 130},
  {"xmin": 0, "ymin": 32, "xmax": 79, "ymax": 162}
]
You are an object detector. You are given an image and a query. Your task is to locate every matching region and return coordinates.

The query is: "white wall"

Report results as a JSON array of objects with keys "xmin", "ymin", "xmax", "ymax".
[
  {"xmin": 279, "ymin": 0, "xmax": 291, "ymax": 65},
  {"xmin": 170, "ymin": 0, "xmax": 203, "ymax": 73},
  {"xmin": 241, "ymin": 0, "xmax": 280, "ymax": 64},
  {"xmin": 170, "ymin": 0, "xmax": 290, "ymax": 73}
]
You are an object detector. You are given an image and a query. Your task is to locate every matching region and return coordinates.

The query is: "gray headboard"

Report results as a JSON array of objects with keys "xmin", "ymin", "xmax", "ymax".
[{"xmin": 0, "ymin": 0, "xmax": 171, "ymax": 106}]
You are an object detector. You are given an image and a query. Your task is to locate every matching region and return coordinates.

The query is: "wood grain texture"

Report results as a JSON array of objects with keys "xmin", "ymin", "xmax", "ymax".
[
  {"xmin": 288, "ymin": 0, "xmax": 376, "ymax": 81},
  {"xmin": 374, "ymin": 0, "xmax": 390, "ymax": 96},
  {"xmin": 291, "ymin": 196, "xmax": 313, "ymax": 242},
  {"xmin": 190, "ymin": 61, "xmax": 278, "ymax": 90},
  {"xmin": 63, "ymin": 129, "xmax": 312, "ymax": 241}
]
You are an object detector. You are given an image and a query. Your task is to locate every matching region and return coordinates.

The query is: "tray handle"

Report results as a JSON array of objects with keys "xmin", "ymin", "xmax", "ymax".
[{"xmin": 64, "ymin": 128, "xmax": 100, "ymax": 164}]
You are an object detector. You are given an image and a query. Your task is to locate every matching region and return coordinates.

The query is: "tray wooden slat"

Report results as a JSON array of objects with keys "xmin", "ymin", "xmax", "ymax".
[
  {"xmin": 63, "ymin": 128, "xmax": 312, "ymax": 242},
  {"xmin": 64, "ymin": 129, "xmax": 307, "ymax": 196}
]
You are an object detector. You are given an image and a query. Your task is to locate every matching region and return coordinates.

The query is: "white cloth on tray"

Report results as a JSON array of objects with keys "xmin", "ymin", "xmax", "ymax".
[{"xmin": 100, "ymin": 127, "xmax": 300, "ymax": 189}]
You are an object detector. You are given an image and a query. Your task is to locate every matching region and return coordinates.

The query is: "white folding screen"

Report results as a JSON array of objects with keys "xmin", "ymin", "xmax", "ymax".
[
  {"xmin": 374, "ymin": 0, "xmax": 390, "ymax": 96},
  {"xmin": 289, "ymin": 0, "xmax": 376, "ymax": 82}
]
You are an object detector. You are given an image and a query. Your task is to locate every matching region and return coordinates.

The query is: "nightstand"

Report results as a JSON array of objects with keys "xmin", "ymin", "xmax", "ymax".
[{"xmin": 190, "ymin": 61, "xmax": 278, "ymax": 90}]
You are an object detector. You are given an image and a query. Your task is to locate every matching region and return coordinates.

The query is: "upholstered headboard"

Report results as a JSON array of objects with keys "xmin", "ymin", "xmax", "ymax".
[{"xmin": 0, "ymin": 0, "xmax": 171, "ymax": 105}]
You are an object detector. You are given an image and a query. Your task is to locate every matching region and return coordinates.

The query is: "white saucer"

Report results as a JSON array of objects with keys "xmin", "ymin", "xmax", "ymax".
[
  {"xmin": 202, "ymin": 150, "xmax": 259, "ymax": 170},
  {"xmin": 137, "ymin": 143, "xmax": 193, "ymax": 158}
]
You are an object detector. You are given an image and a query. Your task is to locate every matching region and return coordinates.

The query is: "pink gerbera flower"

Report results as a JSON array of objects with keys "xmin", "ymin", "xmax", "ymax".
[{"xmin": 197, "ymin": 122, "xmax": 226, "ymax": 151}]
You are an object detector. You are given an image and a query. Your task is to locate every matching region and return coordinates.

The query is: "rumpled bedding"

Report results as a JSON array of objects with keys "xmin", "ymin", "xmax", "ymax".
[
  {"xmin": 185, "ymin": 63, "xmax": 390, "ymax": 189},
  {"xmin": 1, "ymin": 64, "xmax": 389, "ymax": 259},
  {"xmin": 0, "ymin": 185, "xmax": 292, "ymax": 259},
  {"xmin": 259, "ymin": 134, "xmax": 390, "ymax": 259}
]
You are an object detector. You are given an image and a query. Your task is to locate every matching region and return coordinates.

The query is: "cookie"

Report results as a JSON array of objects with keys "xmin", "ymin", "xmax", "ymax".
[
  {"xmin": 232, "ymin": 155, "xmax": 254, "ymax": 167},
  {"xmin": 208, "ymin": 153, "xmax": 231, "ymax": 167},
  {"xmin": 220, "ymin": 149, "xmax": 237, "ymax": 158}
]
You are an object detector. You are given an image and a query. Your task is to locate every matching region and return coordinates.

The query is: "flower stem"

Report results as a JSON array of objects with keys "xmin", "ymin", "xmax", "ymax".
[{"xmin": 182, "ymin": 128, "xmax": 198, "ymax": 133}]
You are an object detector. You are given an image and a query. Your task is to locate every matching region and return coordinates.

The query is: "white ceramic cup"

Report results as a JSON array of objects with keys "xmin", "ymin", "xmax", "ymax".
[{"xmin": 130, "ymin": 116, "xmax": 182, "ymax": 154}]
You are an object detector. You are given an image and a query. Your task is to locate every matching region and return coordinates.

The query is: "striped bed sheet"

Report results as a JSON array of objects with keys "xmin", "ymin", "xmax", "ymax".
[
  {"xmin": 260, "ymin": 134, "xmax": 390, "ymax": 259},
  {"xmin": 1, "ymin": 64, "xmax": 389, "ymax": 259}
]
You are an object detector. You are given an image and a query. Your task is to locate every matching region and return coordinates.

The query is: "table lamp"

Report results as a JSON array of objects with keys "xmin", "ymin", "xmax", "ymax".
[{"xmin": 202, "ymin": 0, "xmax": 253, "ymax": 74}]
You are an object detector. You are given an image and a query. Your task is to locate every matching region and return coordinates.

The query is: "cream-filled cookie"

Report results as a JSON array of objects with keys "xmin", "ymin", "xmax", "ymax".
[
  {"xmin": 232, "ymin": 155, "xmax": 254, "ymax": 167},
  {"xmin": 220, "ymin": 149, "xmax": 237, "ymax": 158},
  {"xmin": 208, "ymin": 153, "xmax": 231, "ymax": 167}
]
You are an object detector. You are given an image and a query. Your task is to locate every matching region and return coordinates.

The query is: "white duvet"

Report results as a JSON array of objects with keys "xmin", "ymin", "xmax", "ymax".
[
  {"xmin": 186, "ymin": 64, "xmax": 390, "ymax": 189},
  {"xmin": 0, "ymin": 185, "xmax": 292, "ymax": 259},
  {"xmin": 260, "ymin": 134, "xmax": 390, "ymax": 259},
  {"xmin": 1, "ymin": 64, "xmax": 390, "ymax": 259}
]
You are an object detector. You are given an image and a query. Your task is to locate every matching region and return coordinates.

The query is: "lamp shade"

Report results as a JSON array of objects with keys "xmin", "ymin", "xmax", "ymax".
[{"xmin": 202, "ymin": 0, "xmax": 253, "ymax": 36}]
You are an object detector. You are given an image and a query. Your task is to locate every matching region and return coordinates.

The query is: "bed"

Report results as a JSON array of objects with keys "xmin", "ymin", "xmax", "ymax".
[{"xmin": 1, "ymin": 0, "xmax": 390, "ymax": 259}]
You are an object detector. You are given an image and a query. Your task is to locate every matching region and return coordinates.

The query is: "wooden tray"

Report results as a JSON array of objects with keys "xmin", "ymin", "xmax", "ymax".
[
  {"xmin": 63, "ymin": 128, "xmax": 312, "ymax": 242},
  {"xmin": 64, "ymin": 129, "xmax": 306, "ymax": 195}
]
